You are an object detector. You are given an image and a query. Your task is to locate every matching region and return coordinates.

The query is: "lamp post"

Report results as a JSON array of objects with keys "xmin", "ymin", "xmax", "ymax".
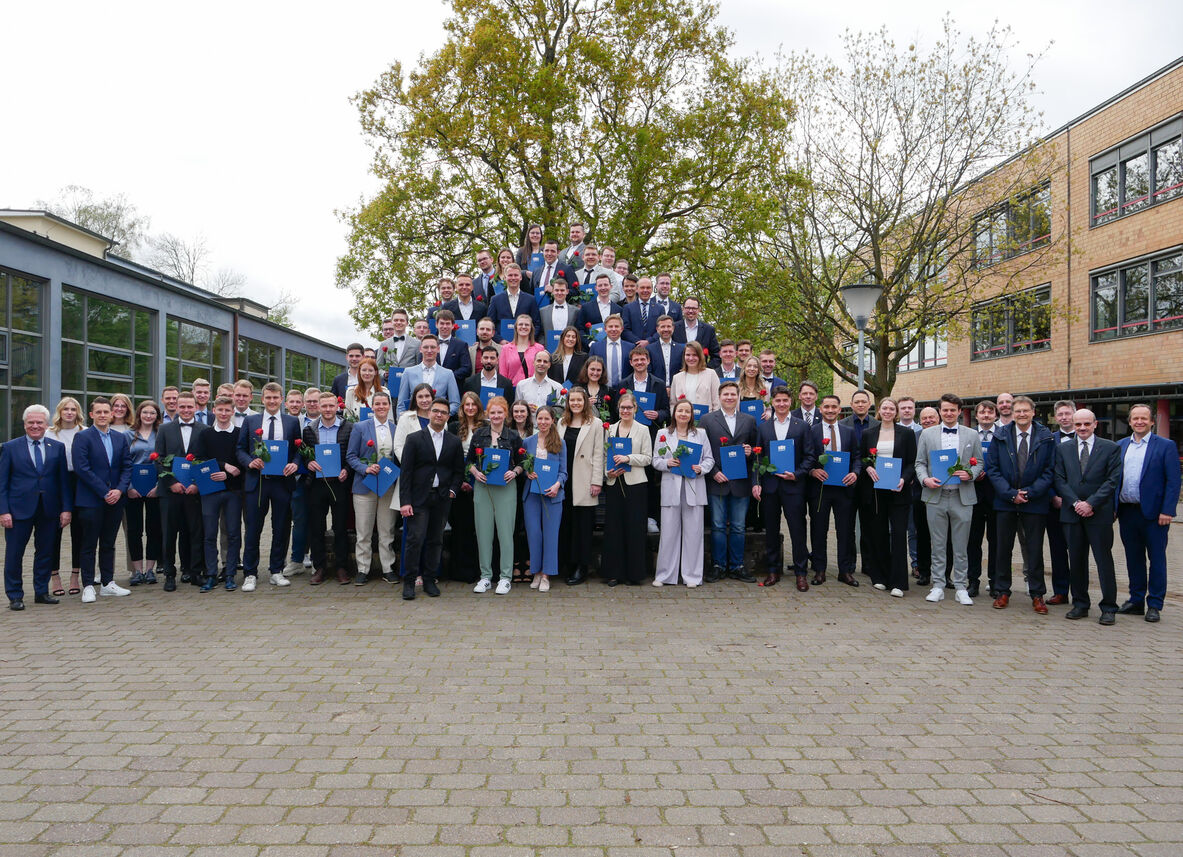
[{"xmin": 841, "ymin": 282, "xmax": 883, "ymax": 392}]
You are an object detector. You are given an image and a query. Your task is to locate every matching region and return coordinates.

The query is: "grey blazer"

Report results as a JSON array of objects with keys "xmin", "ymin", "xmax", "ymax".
[
  {"xmin": 914, "ymin": 424, "xmax": 984, "ymax": 506},
  {"xmin": 378, "ymin": 335, "xmax": 421, "ymax": 368}
]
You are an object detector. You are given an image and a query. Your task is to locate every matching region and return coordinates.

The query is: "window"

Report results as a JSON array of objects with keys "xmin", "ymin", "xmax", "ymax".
[
  {"xmin": 899, "ymin": 330, "xmax": 947, "ymax": 372},
  {"xmin": 1091, "ymin": 250, "xmax": 1183, "ymax": 340},
  {"xmin": 1090, "ymin": 115, "xmax": 1183, "ymax": 226},
  {"xmin": 285, "ymin": 350, "xmax": 318, "ymax": 390},
  {"xmin": 841, "ymin": 340, "xmax": 877, "ymax": 376},
  {"xmin": 973, "ymin": 183, "xmax": 1051, "ymax": 267},
  {"xmin": 238, "ymin": 338, "xmax": 280, "ymax": 404},
  {"xmin": 321, "ymin": 360, "xmax": 343, "ymax": 389},
  {"xmin": 971, "ymin": 285, "xmax": 1051, "ymax": 360},
  {"xmin": 61, "ymin": 289, "xmax": 155, "ymax": 408},
  {"xmin": 166, "ymin": 317, "xmax": 226, "ymax": 391},
  {"xmin": 0, "ymin": 269, "xmax": 44, "ymax": 441}
]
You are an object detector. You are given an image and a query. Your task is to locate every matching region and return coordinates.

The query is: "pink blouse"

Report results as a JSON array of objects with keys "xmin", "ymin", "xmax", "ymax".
[{"xmin": 499, "ymin": 341, "xmax": 547, "ymax": 385}]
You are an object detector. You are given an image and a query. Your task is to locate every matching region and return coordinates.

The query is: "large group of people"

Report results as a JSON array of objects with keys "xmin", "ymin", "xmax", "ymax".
[{"xmin": 2, "ymin": 226, "xmax": 1179, "ymax": 622}]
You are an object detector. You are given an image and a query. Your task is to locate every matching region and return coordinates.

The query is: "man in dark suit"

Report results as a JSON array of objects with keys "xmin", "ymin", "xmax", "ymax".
[
  {"xmin": 73, "ymin": 397, "xmax": 133, "ymax": 602},
  {"xmin": 968, "ymin": 400, "xmax": 999, "ymax": 598},
  {"xmin": 303, "ymin": 392, "xmax": 354, "ymax": 586},
  {"xmin": 621, "ymin": 345, "xmax": 671, "ymax": 530},
  {"xmin": 540, "ymin": 280, "xmax": 579, "ymax": 338},
  {"xmin": 672, "ymin": 296, "xmax": 720, "ymax": 360},
  {"xmin": 985, "ymin": 395, "xmax": 1056, "ymax": 613},
  {"xmin": 443, "ymin": 273, "xmax": 489, "ymax": 324},
  {"xmin": 0, "ymin": 404, "xmax": 72, "ymax": 610},
  {"xmin": 576, "ymin": 276, "xmax": 624, "ymax": 337},
  {"xmin": 398, "ymin": 397, "xmax": 465, "ymax": 600},
  {"xmin": 432, "ymin": 310, "xmax": 473, "ymax": 385},
  {"xmin": 191, "ymin": 395, "xmax": 244, "ymax": 592},
  {"xmin": 652, "ymin": 273, "xmax": 683, "ymax": 323},
  {"xmin": 236, "ymin": 382, "xmax": 301, "ymax": 591},
  {"xmin": 156, "ymin": 391, "xmax": 209, "ymax": 591},
  {"xmin": 464, "ymin": 345, "xmax": 515, "ymax": 399},
  {"xmin": 1054, "ymin": 408, "xmax": 1122, "ymax": 625},
  {"xmin": 588, "ymin": 315, "xmax": 633, "ymax": 388},
  {"xmin": 621, "ymin": 276, "xmax": 660, "ymax": 345},
  {"xmin": 472, "ymin": 248, "xmax": 498, "ymax": 303},
  {"xmin": 646, "ymin": 316, "xmax": 685, "ymax": 389},
  {"xmin": 1116, "ymin": 403, "xmax": 1180, "ymax": 623},
  {"xmin": 840, "ymin": 389, "xmax": 880, "ymax": 578},
  {"xmin": 533, "ymin": 241, "xmax": 577, "ymax": 305},
  {"xmin": 487, "ymin": 264, "xmax": 542, "ymax": 341},
  {"xmin": 700, "ymin": 381, "xmax": 759, "ymax": 583},
  {"xmin": 426, "ymin": 278, "xmax": 455, "ymax": 330},
  {"xmin": 330, "ymin": 343, "xmax": 365, "ymax": 401},
  {"xmin": 808, "ymin": 394, "xmax": 863, "ymax": 587},
  {"xmin": 1044, "ymin": 399, "xmax": 1078, "ymax": 604},
  {"xmin": 752, "ymin": 387, "xmax": 817, "ymax": 590}
]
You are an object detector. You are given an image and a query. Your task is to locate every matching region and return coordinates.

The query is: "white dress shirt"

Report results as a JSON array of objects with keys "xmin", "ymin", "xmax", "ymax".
[
  {"xmin": 430, "ymin": 428, "xmax": 445, "ymax": 487},
  {"xmin": 821, "ymin": 421, "xmax": 842, "ymax": 452}
]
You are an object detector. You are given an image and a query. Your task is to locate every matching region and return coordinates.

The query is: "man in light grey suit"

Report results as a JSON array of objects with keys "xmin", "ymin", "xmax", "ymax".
[
  {"xmin": 569, "ymin": 244, "xmax": 623, "ymax": 302},
  {"xmin": 376, "ymin": 308, "xmax": 421, "ymax": 375},
  {"xmin": 914, "ymin": 392, "xmax": 984, "ymax": 606},
  {"xmin": 558, "ymin": 222, "xmax": 586, "ymax": 268}
]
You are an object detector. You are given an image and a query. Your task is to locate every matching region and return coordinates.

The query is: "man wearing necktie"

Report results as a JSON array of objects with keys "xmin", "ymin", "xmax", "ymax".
[
  {"xmin": 1044, "ymin": 399, "xmax": 1078, "ymax": 604},
  {"xmin": 156, "ymin": 391, "xmax": 209, "ymax": 591},
  {"xmin": 192, "ymin": 379, "xmax": 212, "ymax": 425},
  {"xmin": 72, "ymin": 398, "xmax": 134, "ymax": 603},
  {"xmin": 0, "ymin": 404, "xmax": 72, "ymax": 610}
]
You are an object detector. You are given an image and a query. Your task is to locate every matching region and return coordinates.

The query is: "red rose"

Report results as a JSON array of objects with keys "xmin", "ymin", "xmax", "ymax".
[
  {"xmin": 603, "ymin": 394, "xmax": 611, "ymax": 401},
  {"xmin": 619, "ymin": 388, "xmax": 627, "ymax": 395},
  {"xmin": 431, "ymin": 388, "xmax": 437, "ymax": 395},
  {"xmin": 185, "ymin": 454, "xmax": 195, "ymax": 461},
  {"xmin": 559, "ymin": 388, "xmax": 568, "ymax": 395},
  {"xmin": 255, "ymin": 428, "xmax": 263, "ymax": 436},
  {"xmin": 720, "ymin": 436, "xmax": 729, "ymax": 443},
  {"xmin": 704, "ymin": 349, "xmax": 710, "ymax": 357},
  {"xmin": 869, "ymin": 447, "xmax": 877, "ymax": 454},
  {"xmin": 822, "ymin": 437, "xmax": 830, "ymax": 445},
  {"xmin": 753, "ymin": 446, "xmax": 763, "ymax": 454},
  {"xmin": 337, "ymin": 397, "xmax": 344, "ymax": 406},
  {"xmin": 148, "ymin": 452, "xmax": 159, "ymax": 461},
  {"xmin": 367, "ymin": 439, "xmax": 375, "ymax": 447},
  {"xmin": 573, "ymin": 250, "xmax": 580, "ymax": 257},
  {"xmin": 970, "ymin": 457, "xmax": 978, "ymax": 466},
  {"xmin": 476, "ymin": 295, "xmax": 484, "ymax": 302},
  {"xmin": 518, "ymin": 447, "xmax": 526, "ymax": 455},
  {"xmin": 585, "ymin": 322, "xmax": 591, "ymax": 329},
  {"xmin": 382, "ymin": 346, "xmax": 388, "ymax": 352},
  {"xmin": 759, "ymin": 389, "xmax": 767, "ymax": 396},
  {"xmin": 294, "ymin": 439, "xmax": 303, "ymax": 447},
  {"xmin": 475, "ymin": 447, "xmax": 484, "ymax": 455},
  {"xmin": 602, "ymin": 421, "xmax": 610, "ymax": 429},
  {"xmin": 678, "ymin": 394, "xmax": 686, "ymax": 400}
]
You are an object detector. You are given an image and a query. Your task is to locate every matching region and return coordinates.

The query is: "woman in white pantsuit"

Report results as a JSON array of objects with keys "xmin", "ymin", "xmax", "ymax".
[{"xmin": 652, "ymin": 400, "xmax": 715, "ymax": 586}]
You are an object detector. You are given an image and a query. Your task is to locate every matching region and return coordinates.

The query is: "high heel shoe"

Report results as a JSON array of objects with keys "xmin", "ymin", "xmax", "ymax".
[
  {"xmin": 68, "ymin": 572, "xmax": 81, "ymax": 595},
  {"xmin": 50, "ymin": 573, "xmax": 66, "ymax": 597}
]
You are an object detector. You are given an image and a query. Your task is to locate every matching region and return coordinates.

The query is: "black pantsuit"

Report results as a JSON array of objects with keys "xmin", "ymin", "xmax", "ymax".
[
  {"xmin": 967, "ymin": 479, "xmax": 996, "ymax": 593},
  {"xmin": 604, "ymin": 481, "xmax": 647, "ymax": 584},
  {"xmin": 808, "ymin": 490, "xmax": 855, "ymax": 575},
  {"xmin": 53, "ymin": 472, "xmax": 83, "ymax": 571},
  {"xmin": 1045, "ymin": 511, "xmax": 1069, "ymax": 597},
  {"xmin": 404, "ymin": 489, "xmax": 453, "ymax": 581},
  {"xmin": 447, "ymin": 487, "xmax": 478, "ymax": 581}
]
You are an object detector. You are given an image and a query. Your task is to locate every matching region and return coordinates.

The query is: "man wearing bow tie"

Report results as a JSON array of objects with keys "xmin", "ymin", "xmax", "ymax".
[{"xmin": 377, "ymin": 309, "xmax": 422, "ymax": 375}]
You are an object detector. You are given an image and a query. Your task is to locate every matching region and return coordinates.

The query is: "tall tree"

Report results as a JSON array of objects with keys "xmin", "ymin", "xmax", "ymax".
[
  {"xmin": 37, "ymin": 185, "xmax": 151, "ymax": 259},
  {"xmin": 741, "ymin": 19, "xmax": 1059, "ymax": 399},
  {"xmin": 336, "ymin": 0, "xmax": 796, "ymax": 329}
]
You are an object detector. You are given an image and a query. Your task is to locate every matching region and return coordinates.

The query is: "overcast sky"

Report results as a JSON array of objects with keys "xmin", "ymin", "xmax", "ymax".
[{"xmin": 4, "ymin": 0, "xmax": 1180, "ymax": 348}]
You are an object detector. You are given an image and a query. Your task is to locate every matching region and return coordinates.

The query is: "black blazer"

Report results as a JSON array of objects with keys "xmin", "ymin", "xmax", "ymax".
[
  {"xmin": 699, "ymin": 409, "xmax": 758, "ymax": 497},
  {"xmin": 755, "ymin": 416, "xmax": 817, "ymax": 496},
  {"xmin": 807, "ymin": 421, "xmax": 862, "ymax": 499},
  {"xmin": 858, "ymin": 423, "xmax": 916, "ymax": 506},
  {"xmin": 302, "ymin": 420, "xmax": 354, "ymax": 490},
  {"xmin": 1053, "ymin": 437, "xmax": 1122, "ymax": 524},
  {"xmin": 398, "ymin": 427, "xmax": 465, "ymax": 507},
  {"xmin": 463, "ymin": 372, "xmax": 516, "ymax": 397},
  {"xmin": 442, "ymin": 297, "xmax": 488, "ymax": 324},
  {"xmin": 548, "ymin": 351, "xmax": 588, "ymax": 386},
  {"xmin": 436, "ymin": 337, "xmax": 473, "ymax": 384},
  {"xmin": 154, "ymin": 421, "xmax": 210, "ymax": 487},
  {"xmin": 464, "ymin": 426, "xmax": 523, "ymax": 472},
  {"xmin": 620, "ymin": 374, "xmax": 670, "ymax": 436},
  {"xmin": 672, "ymin": 320, "xmax": 720, "ymax": 358}
]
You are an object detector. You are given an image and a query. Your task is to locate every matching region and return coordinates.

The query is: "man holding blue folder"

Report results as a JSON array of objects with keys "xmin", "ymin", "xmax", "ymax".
[
  {"xmin": 303, "ymin": 393, "xmax": 353, "ymax": 586},
  {"xmin": 191, "ymin": 396, "xmax": 243, "ymax": 592},
  {"xmin": 72, "ymin": 397, "xmax": 133, "ymax": 603},
  {"xmin": 807, "ymin": 395, "xmax": 861, "ymax": 587},
  {"xmin": 621, "ymin": 346, "xmax": 670, "ymax": 531},
  {"xmin": 700, "ymin": 382, "xmax": 758, "ymax": 583}
]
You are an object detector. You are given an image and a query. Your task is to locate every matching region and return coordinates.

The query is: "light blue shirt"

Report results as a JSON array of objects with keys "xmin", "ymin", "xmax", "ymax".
[
  {"xmin": 27, "ymin": 437, "xmax": 44, "ymax": 468},
  {"xmin": 98, "ymin": 429, "xmax": 113, "ymax": 464},
  {"xmin": 1119, "ymin": 434, "xmax": 1150, "ymax": 504},
  {"xmin": 316, "ymin": 419, "xmax": 342, "ymax": 444}
]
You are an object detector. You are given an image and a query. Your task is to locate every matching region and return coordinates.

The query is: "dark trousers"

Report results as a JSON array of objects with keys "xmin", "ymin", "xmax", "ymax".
[
  {"xmin": 912, "ymin": 497, "xmax": 931, "ymax": 579},
  {"xmin": 604, "ymin": 481, "xmax": 648, "ymax": 583},
  {"xmin": 1067, "ymin": 517, "xmax": 1117, "ymax": 611},
  {"xmin": 868, "ymin": 496, "xmax": 910, "ymax": 591},
  {"xmin": 161, "ymin": 490, "xmax": 204, "ymax": 574},
  {"xmin": 4, "ymin": 498, "xmax": 56, "ymax": 601},
  {"xmin": 53, "ymin": 472, "xmax": 83, "ymax": 572},
  {"xmin": 967, "ymin": 502, "xmax": 997, "ymax": 591},
  {"xmin": 201, "ymin": 491, "xmax": 242, "ymax": 581},
  {"xmin": 243, "ymin": 477, "xmax": 292, "ymax": 575},
  {"xmin": 1118, "ymin": 503, "xmax": 1170, "ymax": 610},
  {"xmin": 403, "ymin": 489, "xmax": 452, "ymax": 582},
  {"xmin": 761, "ymin": 488, "xmax": 807, "ymax": 574},
  {"xmin": 289, "ymin": 481, "xmax": 308, "ymax": 562},
  {"xmin": 560, "ymin": 500, "xmax": 595, "ymax": 571},
  {"xmin": 853, "ymin": 482, "xmax": 873, "ymax": 572},
  {"xmin": 78, "ymin": 503, "xmax": 124, "ymax": 588},
  {"xmin": 307, "ymin": 479, "xmax": 351, "ymax": 574},
  {"xmin": 1045, "ymin": 510, "xmax": 1070, "ymax": 596},
  {"xmin": 808, "ymin": 488, "xmax": 855, "ymax": 575},
  {"xmin": 124, "ymin": 497, "xmax": 161, "ymax": 562},
  {"xmin": 995, "ymin": 509, "xmax": 1047, "ymax": 597}
]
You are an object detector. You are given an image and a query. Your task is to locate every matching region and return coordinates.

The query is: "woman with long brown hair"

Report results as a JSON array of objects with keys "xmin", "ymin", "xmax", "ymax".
[
  {"xmin": 522, "ymin": 406, "xmax": 568, "ymax": 591},
  {"xmin": 557, "ymin": 387, "xmax": 604, "ymax": 584}
]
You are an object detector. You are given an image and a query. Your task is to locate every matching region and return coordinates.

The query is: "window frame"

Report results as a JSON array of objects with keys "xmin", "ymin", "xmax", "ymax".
[
  {"xmin": 970, "ymin": 284, "xmax": 1052, "ymax": 361},
  {"xmin": 1089, "ymin": 247, "xmax": 1183, "ymax": 341},
  {"xmin": 972, "ymin": 182, "xmax": 1052, "ymax": 268},
  {"xmin": 1089, "ymin": 114, "xmax": 1183, "ymax": 228}
]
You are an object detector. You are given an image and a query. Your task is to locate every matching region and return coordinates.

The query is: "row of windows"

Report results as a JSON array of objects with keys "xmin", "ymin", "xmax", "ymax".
[
  {"xmin": 0, "ymin": 271, "xmax": 44, "ymax": 442},
  {"xmin": 971, "ymin": 285, "xmax": 1051, "ymax": 361},
  {"xmin": 973, "ymin": 184, "xmax": 1051, "ymax": 267},
  {"xmin": 1092, "ymin": 250, "xmax": 1183, "ymax": 340},
  {"xmin": 1091, "ymin": 116, "xmax": 1182, "ymax": 226},
  {"xmin": 839, "ymin": 330, "xmax": 949, "ymax": 376}
]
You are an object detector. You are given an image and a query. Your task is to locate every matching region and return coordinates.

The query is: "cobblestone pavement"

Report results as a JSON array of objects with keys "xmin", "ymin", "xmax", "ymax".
[{"xmin": 2, "ymin": 522, "xmax": 1181, "ymax": 856}]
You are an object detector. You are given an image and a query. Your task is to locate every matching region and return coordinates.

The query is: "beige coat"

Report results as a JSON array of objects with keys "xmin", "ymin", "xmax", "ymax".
[
  {"xmin": 669, "ymin": 368, "xmax": 720, "ymax": 412},
  {"xmin": 605, "ymin": 420, "xmax": 653, "ymax": 487},
  {"xmin": 558, "ymin": 419, "xmax": 605, "ymax": 506}
]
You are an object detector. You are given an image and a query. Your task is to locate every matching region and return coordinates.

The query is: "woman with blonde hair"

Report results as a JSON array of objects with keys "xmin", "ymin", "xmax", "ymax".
[
  {"xmin": 499, "ymin": 314, "xmax": 547, "ymax": 386},
  {"xmin": 522, "ymin": 405, "xmax": 568, "ymax": 591},
  {"xmin": 603, "ymin": 391, "xmax": 653, "ymax": 587},
  {"xmin": 652, "ymin": 400, "xmax": 715, "ymax": 587},
  {"xmin": 48, "ymin": 397, "xmax": 86, "ymax": 596},
  {"xmin": 109, "ymin": 393, "xmax": 135, "ymax": 433}
]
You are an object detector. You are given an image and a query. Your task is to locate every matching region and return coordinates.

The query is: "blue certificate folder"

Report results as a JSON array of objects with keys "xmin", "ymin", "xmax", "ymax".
[
  {"xmin": 546, "ymin": 329, "xmax": 561, "ymax": 351},
  {"xmin": 671, "ymin": 441, "xmax": 703, "ymax": 479},
  {"xmin": 262, "ymin": 440, "xmax": 288, "ymax": 476},
  {"xmin": 171, "ymin": 458, "xmax": 194, "ymax": 487},
  {"xmin": 387, "ymin": 367, "xmax": 405, "ymax": 397},
  {"xmin": 608, "ymin": 437, "xmax": 632, "ymax": 473},
  {"xmin": 740, "ymin": 399, "xmax": 765, "ymax": 421},
  {"xmin": 482, "ymin": 448, "xmax": 510, "ymax": 486},
  {"xmin": 359, "ymin": 406, "xmax": 373, "ymax": 421},
  {"xmin": 588, "ymin": 322, "xmax": 605, "ymax": 342},
  {"xmin": 455, "ymin": 319, "xmax": 476, "ymax": 344},
  {"xmin": 692, "ymin": 403, "xmax": 709, "ymax": 422},
  {"xmin": 633, "ymin": 391, "xmax": 656, "ymax": 426},
  {"xmin": 530, "ymin": 458, "xmax": 561, "ymax": 494},
  {"xmin": 479, "ymin": 387, "xmax": 505, "ymax": 408},
  {"xmin": 822, "ymin": 450, "xmax": 851, "ymax": 486},
  {"xmin": 499, "ymin": 319, "xmax": 515, "ymax": 342},
  {"xmin": 131, "ymin": 464, "xmax": 156, "ymax": 496},
  {"xmin": 719, "ymin": 444, "xmax": 747, "ymax": 480},
  {"xmin": 315, "ymin": 443, "xmax": 339, "ymax": 478},
  {"xmin": 873, "ymin": 456, "xmax": 903, "ymax": 490},
  {"xmin": 770, "ymin": 439, "xmax": 795, "ymax": 474},
  {"xmin": 194, "ymin": 459, "xmax": 225, "ymax": 495},
  {"xmin": 929, "ymin": 448, "xmax": 960, "ymax": 486},
  {"xmin": 362, "ymin": 459, "xmax": 400, "ymax": 496}
]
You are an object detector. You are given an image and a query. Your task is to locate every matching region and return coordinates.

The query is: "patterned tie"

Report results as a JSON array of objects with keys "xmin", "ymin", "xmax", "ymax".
[
  {"xmin": 1079, "ymin": 440, "xmax": 1090, "ymax": 473},
  {"xmin": 1017, "ymin": 431, "xmax": 1029, "ymax": 474},
  {"xmin": 640, "ymin": 300, "xmax": 649, "ymax": 325}
]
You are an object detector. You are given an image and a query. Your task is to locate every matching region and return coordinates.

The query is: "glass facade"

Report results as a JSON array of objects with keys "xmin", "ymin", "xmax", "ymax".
[
  {"xmin": 973, "ymin": 183, "xmax": 1051, "ymax": 267},
  {"xmin": 0, "ymin": 269, "xmax": 45, "ymax": 441},
  {"xmin": 165, "ymin": 317, "xmax": 227, "ymax": 390},
  {"xmin": 1090, "ymin": 116, "xmax": 1183, "ymax": 226},
  {"xmin": 61, "ymin": 288, "xmax": 154, "ymax": 408},
  {"xmin": 238, "ymin": 337, "xmax": 280, "ymax": 404},
  {"xmin": 1091, "ymin": 251, "xmax": 1183, "ymax": 340},
  {"xmin": 285, "ymin": 349, "xmax": 318, "ymax": 391}
]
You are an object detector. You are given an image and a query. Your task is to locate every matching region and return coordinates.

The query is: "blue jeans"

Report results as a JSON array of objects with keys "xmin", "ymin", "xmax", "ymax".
[
  {"xmin": 289, "ymin": 482, "xmax": 308, "ymax": 561},
  {"xmin": 708, "ymin": 493, "xmax": 748, "ymax": 569}
]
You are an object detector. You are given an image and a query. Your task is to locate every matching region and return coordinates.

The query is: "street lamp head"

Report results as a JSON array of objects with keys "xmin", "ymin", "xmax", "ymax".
[{"xmin": 841, "ymin": 282, "xmax": 883, "ymax": 331}]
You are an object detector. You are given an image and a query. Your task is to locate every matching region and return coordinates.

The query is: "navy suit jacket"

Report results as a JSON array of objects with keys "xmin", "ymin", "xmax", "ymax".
[
  {"xmin": 620, "ymin": 374, "xmax": 670, "ymax": 435},
  {"xmin": 471, "ymin": 271, "xmax": 498, "ymax": 303},
  {"xmin": 985, "ymin": 421, "xmax": 1057, "ymax": 513},
  {"xmin": 442, "ymin": 298, "xmax": 488, "ymax": 324},
  {"xmin": 807, "ymin": 421, "xmax": 862, "ymax": 499},
  {"xmin": 0, "ymin": 436, "xmax": 72, "ymax": 519},
  {"xmin": 436, "ymin": 337, "xmax": 472, "ymax": 384},
  {"xmin": 576, "ymin": 300, "xmax": 627, "ymax": 336},
  {"xmin": 621, "ymin": 299, "xmax": 660, "ymax": 343},
  {"xmin": 588, "ymin": 337, "xmax": 633, "ymax": 385},
  {"xmin": 488, "ymin": 291, "xmax": 542, "ymax": 341},
  {"xmin": 651, "ymin": 298, "xmax": 683, "ymax": 324},
  {"xmin": 72, "ymin": 427, "xmax": 132, "ymax": 508},
  {"xmin": 235, "ymin": 412, "xmax": 301, "ymax": 493},
  {"xmin": 756, "ymin": 417, "xmax": 818, "ymax": 496},
  {"xmin": 531, "ymin": 262, "xmax": 577, "ymax": 303},
  {"xmin": 645, "ymin": 340, "xmax": 686, "ymax": 386},
  {"xmin": 1117, "ymin": 433, "xmax": 1181, "ymax": 520},
  {"xmin": 673, "ymin": 320, "xmax": 720, "ymax": 359}
]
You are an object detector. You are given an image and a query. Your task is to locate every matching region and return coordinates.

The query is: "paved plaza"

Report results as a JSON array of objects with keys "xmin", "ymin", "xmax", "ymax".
[{"xmin": 2, "ymin": 522, "xmax": 1181, "ymax": 857}]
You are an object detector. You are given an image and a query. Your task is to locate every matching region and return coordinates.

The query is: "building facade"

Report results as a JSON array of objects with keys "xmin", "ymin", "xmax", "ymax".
[
  {"xmin": 834, "ymin": 58, "xmax": 1183, "ymax": 451},
  {"xmin": 0, "ymin": 212, "xmax": 345, "ymax": 440}
]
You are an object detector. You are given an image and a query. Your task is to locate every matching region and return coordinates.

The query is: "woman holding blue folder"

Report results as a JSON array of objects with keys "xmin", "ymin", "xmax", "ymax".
[
  {"xmin": 652, "ymin": 400, "xmax": 714, "ymax": 587},
  {"xmin": 603, "ymin": 392, "xmax": 653, "ymax": 586},
  {"xmin": 467, "ymin": 396, "xmax": 524, "ymax": 594},
  {"xmin": 523, "ymin": 407, "xmax": 568, "ymax": 591},
  {"xmin": 557, "ymin": 388, "xmax": 603, "ymax": 585},
  {"xmin": 859, "ymin": 397, "xmax": 916, "ymax": 597},
  {"xmin": 124, "ymin": 399, "xmax": 162, "ymax": 586}
]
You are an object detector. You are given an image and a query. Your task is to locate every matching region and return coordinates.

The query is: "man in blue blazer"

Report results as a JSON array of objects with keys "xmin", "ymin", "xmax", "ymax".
[
  {"xmin": 532, "ymin": 241, "xmax": 577, "ymax": 306},
  {"xmin": 672, "ymin": 297, "xmax": 720, "ymax": 360},
  {"xmin": 0, "ymin": 404, "xmax": 72, "ymax": 610},
  {"xmin": 620, "ymin": 277, "xmax": 660, "ymax": 344},
  {"xmin": 646, "ymin": 316, "xmax": 686, "ymax": 388},
  {"xmin": 1115, "ymin": 403, "xmax": 1181, "ymax": 623},
  {"xmin": 432, "ymin": 310, "xmax": 472, "ymax": 385},
  {"xmin": 235, "ymin": 382, "xmax": 300, "ymax": 590},
  {"xmin": 346, "ymin": 391, "xmax": 401, "ymax": 584},
  {"xmin": 396, "ymin": 335, "xmax": 460, "ymax": 417},
  {"xmin": 73, "ymin": 397, "xmax": 133, "ymax": 602},
  {"xmin": 487, "ymin": 265, "xmax": 542, "ymax": 341}
]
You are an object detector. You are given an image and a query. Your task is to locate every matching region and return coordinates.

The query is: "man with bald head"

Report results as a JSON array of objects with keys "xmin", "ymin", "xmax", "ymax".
[{"xmin": 1054, "ymin": 409, "xmax": 1122, "ymax": 625}]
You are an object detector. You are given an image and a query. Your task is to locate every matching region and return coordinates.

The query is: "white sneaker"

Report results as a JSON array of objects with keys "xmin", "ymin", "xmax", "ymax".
[
  {"xmin": 890, "ymin": 588, "xmax": 904, "ymax": 598},
  {"xmin": 242, "ymin": 576, "xmax": 257, "ymax": 592},
  {"xmin": 651, "ymin": 580, "xmax": 664, "ymax": 587},
  {"xmin": 284, "ymin": 561, "xmax": 303, "ymax": 576},
  {"xmin": 873, "ymin": 583, "xmax": 887, "ymax": 591},
  {"xmin": 302, "ymin": 553, "xmax": 313, "ymax": 568},
  {"xmin": 81, "ymin": 585, "xmax": 96, "ymax": 603},
  {"xmin": 647, "ymin": 518, "xmax": 659, "ymax": 534},
  {"xmin": 473, "ymin": 579, "xmax": 492, "ymax": 593},
  {"xmin": 539, "ymin": 576, "xmax": 550, "ymax": 592},
  {"xmin": 529, "ymin": 574, "xmax": 541, "ymax": 589},
  {"xmin": 99, "ymin": 582, "xmax": 130, "ymax": 597},
  {"xmin": 495, "ymin": 579, "xmax": 511, "ymax": 595},
  {"xmin": 686, "ymin": 582, "xmax": 699, "ymax": 588},
  {"xmin": 955, "ymin": 588, "xmax": 973, "ymax": 606},
  {"xmin": 925, "ymin": 586, "xmax": 944, "ymax": 603},
  {"xmin": 270, "ymin": 573, "xmax": 291, "ymax": 587}
]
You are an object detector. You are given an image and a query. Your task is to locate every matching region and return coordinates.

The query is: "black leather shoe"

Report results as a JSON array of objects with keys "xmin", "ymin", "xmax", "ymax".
[
  {"xmin": 837, "ymin": 572, "xmax": 860, "ymax": 587},
  {"xmin": 1065, "ymin": 606, "xmax": 1089, "ymax": 620},
  {"xmin": 402, "ymin": 581, "xmax": 416, "ymax": 600},
  {"xmin": 1145, "ymin": 607, "xmax": 1161, "ymax": 623},
  {"xmin": 705, "ymin": 565, "xmax": 723, "ymax": 583},
  {"xmin": 353, "ymin": 573, "xmax": 368, "ymax": 586},
  {"xmin": 163, "ymin": 574, "xmax": 177, "ymax": 592},
  {"xmin": 180, "ymin": 571, "xmax": 192, "ymax": 584},
  {"xmin": 605, "ymin": 578, "xmax": 620, "ymax": 587},
  {"xmin": 423, "ymin": 579, "xmax": 440, "ymax": 597},
  {"xmin": 1117, "ymin": 601, "xmax": 1144, "ymax": 615},
  {"xmin": 916, "ymin": 574, "xmax": 931, "ymax": 586},
  {"xmin": 9, "ymin": 600, "xmax": 24, "ymax": 611},
  {"xmin": 730, "ymin": 568, "xmax": 756, "ymax": 583},
  {"xmin": 382, "ymin": 572, "xmax": 398, "ymax": 583},
  {"xmin": 1099, "ymin": 612, "xmax": 1116, "ymax": 626},
  {"xmin": 566, "ymin": 567, "xmax": 587, "ymax": 586},
  {"xmin": 967, "ymin": 583, "xmax": 980, "ymax": 598},
  {"xmin": 810, "ymin": 572, "xmax": 826, "ymax": 585},
  {"xmin": 34, "ymin": 593, "xmax": 60, "ymax": 605}
]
